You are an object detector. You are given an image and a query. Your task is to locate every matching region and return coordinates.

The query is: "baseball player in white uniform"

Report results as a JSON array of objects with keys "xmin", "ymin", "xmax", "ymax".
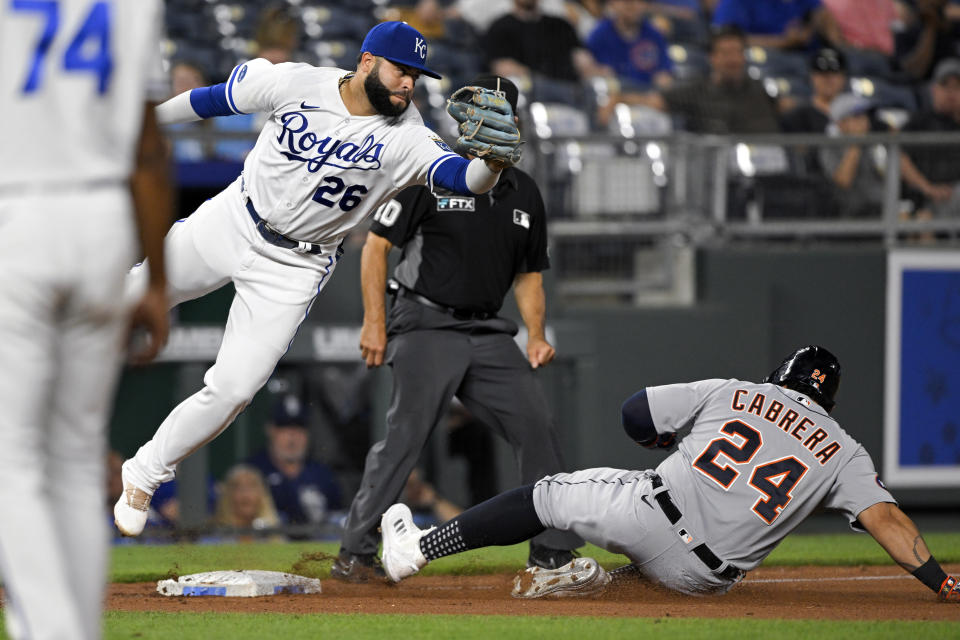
[
  {"xmin": 380, "ymin": 346, "xmax": 960, "ymax": 602},
  {"xmin": 114, "ymin": 21, "xmax": 516, "ymax": 536},
  {"xmin": 0, "ymin": 0, "xmax": 171, "ymax": 638}
]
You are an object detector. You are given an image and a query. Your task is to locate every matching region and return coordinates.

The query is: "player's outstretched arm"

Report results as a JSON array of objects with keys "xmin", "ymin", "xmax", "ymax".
[
  {"xmin": 858, "ymin": 501, "xmax": 959, "ymax": 601},
  {"xmin": 128, "ymin": 102, "xmax": 171, "ymax": 363},
  {"xmin": 359, "ymin": 232, "xmax": 393, "ymax": 368}
]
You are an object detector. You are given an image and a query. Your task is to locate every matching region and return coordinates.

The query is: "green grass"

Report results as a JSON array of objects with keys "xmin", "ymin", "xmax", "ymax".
[
  {"xmin": 4, "ymin": 533, "xmax": 958, "ymax": 639},
  {"xmin": 93, "ymin": 613, "xmax": 960, "ymax": 639},
  {"xmin": 2, "ymin": 611, "xmax": 957, "ymax": 640},
  {"xmin": 109, "ymin": 532, "xmax": 960, "ymax": 583}
]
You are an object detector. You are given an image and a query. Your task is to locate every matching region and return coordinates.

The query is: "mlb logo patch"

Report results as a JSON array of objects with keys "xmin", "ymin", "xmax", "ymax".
[
  {"xmin": 437, "ymin": 196, "xmax": 475, "ymax": 212},
  {"xmin": 431, "ymin": 136, "xmax": 453, "ymax": 153},
  {"xmin": 513, "ymin": 209, "xmax": 530, "ymax": 229},
  {"xmin": 677, "ymin": 528, "xmax": 693, "ymax": 544}
]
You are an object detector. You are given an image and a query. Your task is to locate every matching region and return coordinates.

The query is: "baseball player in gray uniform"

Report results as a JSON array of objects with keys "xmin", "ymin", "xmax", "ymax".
[
  {"xmin": 113, "ymin": 22, "xmax": 519, "ymax": 537},
  {"xmin": 379, "ymin": 346, "xmax": 960, "ymax": 602}
]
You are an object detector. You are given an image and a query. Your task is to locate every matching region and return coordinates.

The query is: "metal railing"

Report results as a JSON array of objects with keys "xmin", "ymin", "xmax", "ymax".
[{"xmin": 166, "ymin": 127, "xmax": 960, "ymax": 305}]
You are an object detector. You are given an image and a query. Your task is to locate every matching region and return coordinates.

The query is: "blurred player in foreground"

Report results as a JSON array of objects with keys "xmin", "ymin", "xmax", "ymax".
[
  {"xmin": 0, "ymin": 0, "xmax": 171, "ymax": 637},
  {"xmin": 380, "ymin": 346, "xmax": 960, "ymax": 602}
]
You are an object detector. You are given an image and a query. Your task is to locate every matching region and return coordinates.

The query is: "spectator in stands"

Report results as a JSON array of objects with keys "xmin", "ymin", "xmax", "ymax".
[
  {"xmin": 246, "ymin": 394, "xmax": 343, "ymax": 531},
  {"xmin": 587, "ymin": 0, "xmax": 674, "ymax": 90},
  {"xmin": 384, "ymin": 0, "xmax": 448, "ymax": 40},
  {"xmin": 167, "ymin": 60, "xmax": 211, "ymax": 162},
  {"xmin": 781, "ymin": 47, "xmax": 848, "ymax": 134},
  {"xmin": 711, "ymin": 0, "xmax": 845, "ymax": 50},
  {"xmin": 254, "ymin": 4, "xmax": 299, "ymax": 65},
  {"xmin": 819, "ymin": 93, "xmax": 887, "ymax": 217},
  {"xmin": 484, "ymin": 0, "xmax": 605, "ymax": 84},
  {"xmin": 644, "ymin": 25, "xmax": 782, "ymax": 133},
  {"xmin": 213, "ymin": 465, "xmax": 283, "ymax": 540},
  {"xmin": 457, "ymin": 0, "xmax": 598, "ymax": 38},
  {"xmin": 900, "ymin": 58, "xmax": 960, "ymax": 217},
  {"xmin": 899, "ymin": 0, "xmax": 960, "ymax": 81},
  {"xmin": 402, "ymin": 468, "xmax": 462, "ymax": 526},
  {"xmin": 822, "ymin": 0, "xmax": 901, "ymax": 58}
]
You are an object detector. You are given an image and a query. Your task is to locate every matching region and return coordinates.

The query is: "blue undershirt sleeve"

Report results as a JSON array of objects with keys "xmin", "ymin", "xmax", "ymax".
[
  {"xmin": 189, "ymin": 83, "xmax": 236, "ymax": 119},
  {"xmin": 429, "ymin": 155, "xmax": 471, "ymax": 194}
]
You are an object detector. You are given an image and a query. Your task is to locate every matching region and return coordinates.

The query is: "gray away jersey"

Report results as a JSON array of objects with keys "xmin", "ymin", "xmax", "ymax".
[{"xmin": 649, "ymin": 379, "xmax": 894, "ymax": 570}]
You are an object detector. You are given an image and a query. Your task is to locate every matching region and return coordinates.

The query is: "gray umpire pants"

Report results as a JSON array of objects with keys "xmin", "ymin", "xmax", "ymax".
[{"xmin": 340, "ymin": 296, "xmax": 584, "ymax": 555}]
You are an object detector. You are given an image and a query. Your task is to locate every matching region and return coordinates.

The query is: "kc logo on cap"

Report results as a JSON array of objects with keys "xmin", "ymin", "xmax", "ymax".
[{"xmin": 360, "ymin": 21, "xmax": 442, "ymax": 79}]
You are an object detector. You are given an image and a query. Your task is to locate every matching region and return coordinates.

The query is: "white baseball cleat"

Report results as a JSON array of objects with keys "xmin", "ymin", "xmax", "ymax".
[
  {"xmin": 113, "ymin": 462, "xmax": 153, "ymax": 537},
  {"xmin": 511, "ymin": 557, "xmax": 611, "ymax": 598},
  {"xmin": 380, "ymin": 503, "xmax": 433, "ymax": 583}
]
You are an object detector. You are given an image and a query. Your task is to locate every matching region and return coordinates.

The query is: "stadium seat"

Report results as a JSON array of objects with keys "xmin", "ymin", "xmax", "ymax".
[
  {"xmin": 301, "ymin": 6, "xmax": 373, "ymax": 42},
  {"xmin": 850, "ymin": 77, "xmax": 918, "ymax": 111},
  {"xmin": 763, "ymin": 76, "xmax": 813, "ymax": 99},
  {"xmin": 667, "ymin": 44, "xmax": 709, "ymax": 81},
  {"xmin": 528, "ymin": 102, "xmax": 591, "ymax": 138},
  {"xmin": 730, "ymin": 144, "xmax": 790, "ymax": 177},
  {"xmin": 746, "ymin": 46, "xmax": 808, "ymax": 79},
  {"xmin": 608, "ymin": 104, "xmax": 672, "ymax": 137}
]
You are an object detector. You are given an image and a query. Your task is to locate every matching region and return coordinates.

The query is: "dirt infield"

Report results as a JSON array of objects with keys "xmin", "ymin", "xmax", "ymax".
[{"xmin": 107, "ymin": 564, "xmax": 960, "ymax": 621}]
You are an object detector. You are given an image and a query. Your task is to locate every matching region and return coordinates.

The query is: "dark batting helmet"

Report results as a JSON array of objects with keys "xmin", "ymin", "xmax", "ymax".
[{"xmin": 764, "ymin": 345, "xmax": 841, "ymax": 412}]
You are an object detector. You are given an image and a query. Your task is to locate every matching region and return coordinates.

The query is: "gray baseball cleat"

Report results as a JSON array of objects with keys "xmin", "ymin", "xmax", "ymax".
[
  {"xmin": 511, "ymin": 557, "xmax": 611, "ymax": 598},
  {"xmin": 113, "ymin": 462, "xmax": 153, "ymax": 537},
  {"xmin": 380, "ymin": 503, "xmax": 434, "ymax": 583}
]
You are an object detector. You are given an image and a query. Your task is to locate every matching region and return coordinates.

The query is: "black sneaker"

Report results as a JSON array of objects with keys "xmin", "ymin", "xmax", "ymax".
[
  {"xmin": 527, "ymin": 543, "xmax": 577, "ymax": 569},
  {"xmin": 330, "ymin": 549, "xmax": 387, "ymax": 583}
]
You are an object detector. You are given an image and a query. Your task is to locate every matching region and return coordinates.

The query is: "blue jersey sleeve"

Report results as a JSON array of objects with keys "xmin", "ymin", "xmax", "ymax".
[
  {"xmin": 429, "ymin": 155, "xmax": 472, "ymax": 194},
  {"xmin": 189, "ymin": 83, "xmax": 234, "ymax": 118}
]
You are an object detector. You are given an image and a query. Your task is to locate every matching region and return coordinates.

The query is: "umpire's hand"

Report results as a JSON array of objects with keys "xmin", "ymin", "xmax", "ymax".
[
  {"xmin": 360, "ymin": 320, "xmax": 387, "ymax": 368},
  {"xmin": 526, "ymin": 336, "xmax": 555, "ymax": 370}
]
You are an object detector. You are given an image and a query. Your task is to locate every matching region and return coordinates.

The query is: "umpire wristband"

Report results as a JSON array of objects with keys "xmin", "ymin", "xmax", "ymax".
[{"xmin": 912, "ymin": 556, "xmax": 948, "ymax": 592}]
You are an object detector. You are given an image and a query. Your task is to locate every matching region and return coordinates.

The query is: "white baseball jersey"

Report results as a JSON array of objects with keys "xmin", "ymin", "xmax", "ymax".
[
  {"xmin": 1, "ymin": 2, "xmax": 165, "ymax": 639},
  {"xmin": 216, "ymin": 59, "xmax": 461, "ymax": 244},
  {"xmin": 649, "ymin": 379, "xmax": 895, "ymax": 569},
  {"xmin": 0, "ymin": 0, "xmax": 166, "ymax": 190}
]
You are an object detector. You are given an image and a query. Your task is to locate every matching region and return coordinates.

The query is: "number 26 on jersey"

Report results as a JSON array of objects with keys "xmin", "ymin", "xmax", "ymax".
[{"xmin": 12, "ymin": 0, "xmax": 113, "ymax": 94}]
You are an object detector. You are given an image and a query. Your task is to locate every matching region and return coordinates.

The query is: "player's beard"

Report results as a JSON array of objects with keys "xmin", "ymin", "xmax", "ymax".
[{"xmin": 364, "ymin": 60, "xmax": 410, "ymax": 117}]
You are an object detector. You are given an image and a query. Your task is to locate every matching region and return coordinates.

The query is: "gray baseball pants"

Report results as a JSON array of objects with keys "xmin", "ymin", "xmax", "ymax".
[{"xmin": 533, "ymin": 468, "xmax": 744, "ymax": 595}]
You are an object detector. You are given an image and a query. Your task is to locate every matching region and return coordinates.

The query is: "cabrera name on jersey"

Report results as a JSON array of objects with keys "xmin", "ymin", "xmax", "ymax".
[
  {"xmin": 210, "ymin": 60, "xmax": 460, "ymax": 244},
  {"xmin": 649, "ymin": 379, "xmax": 893, "ymax": 570}
]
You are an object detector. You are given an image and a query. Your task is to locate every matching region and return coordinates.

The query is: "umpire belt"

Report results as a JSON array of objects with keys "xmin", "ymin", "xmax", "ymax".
[
  {"xmin": 395, "ymin": 285, "xmax": 497, "ymax": 321},
  {"xmin": 651, "ymin": 475, "xmax": 743, "ymax": 581},
  {"xmin": 246, "ymin": 199, "xmax": 325, "ymax": 255}
]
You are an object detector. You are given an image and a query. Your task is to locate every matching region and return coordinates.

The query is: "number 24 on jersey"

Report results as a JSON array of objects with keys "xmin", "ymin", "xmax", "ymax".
[{"xmin": 693, "ymin": 419, "xmax": 809, "ymax": 524}]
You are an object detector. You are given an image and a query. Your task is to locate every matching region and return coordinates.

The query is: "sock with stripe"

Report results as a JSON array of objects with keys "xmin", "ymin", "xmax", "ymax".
[{"xmin": 418, "ymin": 484, "xmax": 545, "ymax": 561}]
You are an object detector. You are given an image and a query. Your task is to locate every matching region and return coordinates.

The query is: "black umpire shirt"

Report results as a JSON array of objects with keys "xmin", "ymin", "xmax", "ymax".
[{"xmin": 368, "ymin": 167, "xmax": 549, "ymax": 315}]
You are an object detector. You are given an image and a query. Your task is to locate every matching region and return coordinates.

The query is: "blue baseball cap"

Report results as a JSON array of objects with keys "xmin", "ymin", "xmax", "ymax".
[
  {"xmin": 360, "ymin": 21, "xmax": 442, "ymax": 79},
  {"xmin": 270, "ymin": 394, "xmax": 308, "ymax": 428}
]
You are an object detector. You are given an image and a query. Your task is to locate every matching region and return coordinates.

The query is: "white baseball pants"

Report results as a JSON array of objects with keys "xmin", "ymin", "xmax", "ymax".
[
  {"xmin": 0, "ymin": 188, "xmax": 136, "ymax": 640},
  {"xmin": 123, "ymin": 178, "xmax": 340, "ymax": 494}
]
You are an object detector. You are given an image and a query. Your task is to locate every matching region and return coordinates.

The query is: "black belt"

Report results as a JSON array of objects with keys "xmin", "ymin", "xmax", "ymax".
[
  {"xmin": 651, "ymin": 475, "xmax": 742, "ymax": 581},
  {"xmin": 246, "ymin": 199, "xmax": 325, "ymax": 255},
  {"xmin": 395, "ymin": 286, "xmax": 497, "ymax": 321}
]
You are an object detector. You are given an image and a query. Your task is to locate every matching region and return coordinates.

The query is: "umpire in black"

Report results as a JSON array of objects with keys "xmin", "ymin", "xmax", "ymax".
[{"xmin": 332, "ymin": 76, "xmax": 583, "ymax": 582}]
